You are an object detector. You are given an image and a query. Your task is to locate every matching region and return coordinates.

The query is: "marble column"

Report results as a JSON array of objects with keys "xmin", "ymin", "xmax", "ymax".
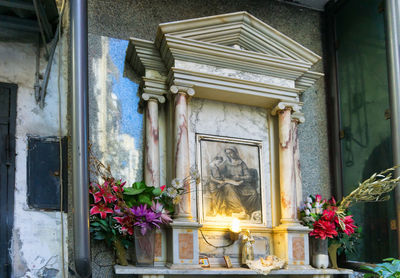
[
  {"xmin": 167, "ymin": 85, "xmax": 202, "ymax": 270},
  {"xmin": 170, "ymin": 85, "xmax": 195, "ymax": 220},
  {"xmin": 272, "ymin": 102, "xmax": 310, "ymax": 267},
  {"xmin": 292, "ymin": 112, "xmax": 305, "ymax": 209},
  {"xmin": 272, "ymin": 102, "xmax": 299, "ymax": 224},
  {"xmin": 142, "ymin": 93, "xmax": 165, "ymax": 188}
]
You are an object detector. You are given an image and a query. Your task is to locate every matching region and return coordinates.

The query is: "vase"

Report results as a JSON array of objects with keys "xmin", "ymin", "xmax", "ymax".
[
  {"xmin": 310, "ymin": 238, "xmax": 329, "ymax": 269},
  {"xmin": 113, "ymin": 238, "xmax": 128, "ymax": 266},
  {"xmin": 134, "ymin": 227, "xmax": 156, "ymax": 266},
  {"xmin": 328, "ymin": 243, "xmax": 341, "ymax": 269}
]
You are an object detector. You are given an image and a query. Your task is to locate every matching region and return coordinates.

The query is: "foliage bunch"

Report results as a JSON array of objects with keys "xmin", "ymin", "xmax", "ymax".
[
  {"xmin": 362, "ymin": 258, "xmax": 400, "ymax": 278},
  {"xmin": 336, "ymin": 166, "xmax": 400, "ymax": 230}
]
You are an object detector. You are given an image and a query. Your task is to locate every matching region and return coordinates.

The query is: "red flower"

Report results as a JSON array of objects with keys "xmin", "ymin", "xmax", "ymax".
[
  {"xmin": 316, "ymin": 194, "xmax": 322, "ymax": 202},
  {"xmin": 310, "ymin": 219, "xmax": 338, "ymax": 240},
  {"xmin": 160, "ymin": 185, "xmax": 166, "ymax": 192},
  {"xmin": 90, "ymin": 203, "xmax": 113, "ymax": 219},
  {"xmin": 114, "ymin": 216, "xmax": 134, "ymax": 235},
  {"xmin": 321, "ymin": 209, "xmax": 336, "ymax": 222},
  {"xmin": 112, "ymin": 180, "xmax": 126, "ymax": 192},
  {"xmin": 341, "ymin": 215, "xmax": 357, "ymax": 235},
  {"xmin": 89, "ymin": 184, "xmax": 103, "ymax": 203}
]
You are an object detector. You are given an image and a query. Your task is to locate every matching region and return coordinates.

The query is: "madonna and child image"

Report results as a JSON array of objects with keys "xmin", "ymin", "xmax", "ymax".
[{"xmin": 198, "ymin": 135, "xmax": 263, "ymax": 225}]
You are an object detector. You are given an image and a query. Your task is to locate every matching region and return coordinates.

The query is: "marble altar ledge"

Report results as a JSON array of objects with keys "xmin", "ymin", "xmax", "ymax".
[{"xmin": 114, "ymin": 265, "xmax": 353, "ymax": 276}]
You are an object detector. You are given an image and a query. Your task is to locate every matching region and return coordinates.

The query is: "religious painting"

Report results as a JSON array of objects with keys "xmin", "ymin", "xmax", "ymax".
[{"xmin": 197, "ymin": 134, "xmax": 265, "ymax": 227}]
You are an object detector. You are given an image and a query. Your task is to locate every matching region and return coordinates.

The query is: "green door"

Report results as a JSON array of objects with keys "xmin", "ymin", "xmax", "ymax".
[{"xmin": 335, "ymin": 0, "xmax": 398, "ymax": 262}]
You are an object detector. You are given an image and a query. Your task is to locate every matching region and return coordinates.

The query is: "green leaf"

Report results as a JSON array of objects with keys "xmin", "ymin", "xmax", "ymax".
[
  {"xmin": 94, "ymin": 233, "xmax": 106, "ymax": 240},
  {"xmin": 138, "ymin": 194, "xmax": 152, "ymax": 205},
  {"xmin": 152, "ymin": 187, "xmax": 162, "ymax": 196},
  {"xmin": 132, "ymin": 181, "xmax": 146, "ymax": 190},
  {"xmin": 124, "ymin": 187, "xmax": 146, "ymax": 195}
]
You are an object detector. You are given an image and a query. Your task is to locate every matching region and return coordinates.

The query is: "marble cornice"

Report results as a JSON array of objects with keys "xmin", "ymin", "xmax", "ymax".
[
  {"xmin": 295, "ymin": 71, "xmax": 325, "ymax": 92},
  {"xmin": 160, "ymin": 35, "xmax": 313, "ymax": 80},
  {"xmin": 169, "ymin": 68, "xmax": 301, "ymax": 107},
  {"xmin": 126, "ymin": 38, "xmax": 167, "ymax": 77}
]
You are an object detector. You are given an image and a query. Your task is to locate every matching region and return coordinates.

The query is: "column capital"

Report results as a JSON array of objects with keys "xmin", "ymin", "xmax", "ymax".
[
  {"xmin": 142, "ymin": 93, "xmax": 166, "ymax": 103},
  {"xmin": 271, "ymin": 102, "xmax": 302, "ymax": 116},
  {"xmin": 170, "ymin": 85, "xmax": 195, "ymax": 96},
  {"xmin": 291, "ymin": 111, "xmax": 305, "ymax": 124}
]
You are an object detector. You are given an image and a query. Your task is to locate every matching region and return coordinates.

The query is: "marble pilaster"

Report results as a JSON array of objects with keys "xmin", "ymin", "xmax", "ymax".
[
  {"xmin": 271, "ymin": 102, "xmax": 301, "ymax": 224},
  {"xmin": 271, "ymin": 102, "xmax": 310, "ymax": 267},
  {"xmin": 167, "ymin": 85, "xmax": 202, "ymax": 270},
  {"xmin": 291, "ymin": 112, "xmax": 305, "ymax": 209},
  {"xmin": 170, "ymin": 85, "xmax": 195, "ymax": 220},
  {"xmin": 143, "ymin": 93, "xmax": 167, "ymax": 266},
  {"xmin": 143, "ymin": 93, "xmax": 165, "ymax": 188}
]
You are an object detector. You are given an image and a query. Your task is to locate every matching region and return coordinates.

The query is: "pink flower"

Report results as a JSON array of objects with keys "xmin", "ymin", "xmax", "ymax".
[
  {"xmin": 315, "ymin": 194, "xmax": 322, "ymax": 202},
  {"xmin": 160, "ymin": 185, "xmax": 166, "ymax": 192},
  {"xmin": 90, "ymin": 203, "xmax": 113, "ymax": 219}
]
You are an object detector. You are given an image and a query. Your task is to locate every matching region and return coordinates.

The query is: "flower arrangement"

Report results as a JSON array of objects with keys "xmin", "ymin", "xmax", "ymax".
[
  {"xmin": 300, "ymin": 195, "xmax": 357, "ymax": 241},
  {"xmin": 88, "ymin": 146, "xmax": 201, "ymax": 265},
  {"xmin": 301, "ymin": 166, "xmax": 400, "ymax": 261}
]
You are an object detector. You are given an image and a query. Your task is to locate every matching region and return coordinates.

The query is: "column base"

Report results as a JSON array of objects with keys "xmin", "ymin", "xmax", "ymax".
[
  {"xmin": 273, "ymin": 223, "xmax": 311, "ymax": 267},
  {"xmin": 166, "ymin": 221, "xmax": 203, "ymax": 269},
  {"xmin": 154, "ymin": 228, "xmax": 167, "ymax": 266}
]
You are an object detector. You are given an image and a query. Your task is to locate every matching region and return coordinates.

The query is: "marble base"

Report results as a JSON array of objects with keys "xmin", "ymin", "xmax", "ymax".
[
  {"xmin": 154, "ymin": 228, "xmax": 167, "ymax": 266},
  {"xmin": 166, "ymin": 221, "xmax": 203, "ymax": 269},
  {"xmin": 273, "ymin": 224, "xmax": 311, "ymax": 267},
  {"xmin": 115, "ymin": 265, "xmax": 353, "ymax": 276}
]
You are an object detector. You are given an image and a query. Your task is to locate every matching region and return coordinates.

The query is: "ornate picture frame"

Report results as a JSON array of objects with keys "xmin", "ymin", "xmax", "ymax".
[{"xmin": 196, "ymin": 134, "xmax": 267, "ymax": 228}]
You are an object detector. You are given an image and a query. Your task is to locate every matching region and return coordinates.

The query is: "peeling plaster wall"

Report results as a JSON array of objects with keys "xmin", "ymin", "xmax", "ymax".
[
  {"xmin": 88, "ymin": 33, "xmax": 144, "ymax": 278},
  {"xmin": 0, "ymin": 37, "xmax": 69, "ymax": 278}
]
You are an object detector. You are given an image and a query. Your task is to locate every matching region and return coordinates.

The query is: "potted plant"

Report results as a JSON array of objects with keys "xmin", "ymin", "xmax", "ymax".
[
  {"xmin": 301, "ymin": 166, "xmax": 400, "ymax": 269},
  {"xmin": 300, "ymin": 195, "xmax": 358, "ymax": 269}
]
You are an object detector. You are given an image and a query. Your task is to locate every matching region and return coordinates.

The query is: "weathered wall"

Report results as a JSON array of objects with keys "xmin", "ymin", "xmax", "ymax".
[{"xmin": 0, "ymin": 35, "xmax": 69, "ymax": 277}]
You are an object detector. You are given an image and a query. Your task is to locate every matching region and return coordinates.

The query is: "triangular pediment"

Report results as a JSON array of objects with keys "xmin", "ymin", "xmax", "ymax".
[
  {"xmin": 156, "ymin": 11, "xmax": 320, "ymax": 65},
  {"xmin": 126, "ymin": 11, "xmax": 323, "ymax": 103}
]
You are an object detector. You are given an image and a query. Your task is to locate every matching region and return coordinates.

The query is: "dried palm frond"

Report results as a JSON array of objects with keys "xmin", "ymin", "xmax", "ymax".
[
  {"xmin": 88, "ymin": 143, "xmax": 112, "ymax": 182},
  {"xmin": 336, "ymin": 166, "xmax": 400, "ymax": 229}
]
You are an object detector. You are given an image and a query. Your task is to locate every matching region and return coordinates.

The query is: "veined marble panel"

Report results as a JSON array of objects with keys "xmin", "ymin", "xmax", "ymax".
[
  {"xmin": 188, "ymin": 98, "xmax": 272, "ymax": 227},
  {"xmin": 175, "ymin": 60, "xmax": 295, "ymax": 89}
]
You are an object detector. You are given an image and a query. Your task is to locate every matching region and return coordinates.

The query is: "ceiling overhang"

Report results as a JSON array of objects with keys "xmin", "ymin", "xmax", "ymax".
[{"xmin": 126, "ymin": 12, "xmax": 323, "ymax": 108}]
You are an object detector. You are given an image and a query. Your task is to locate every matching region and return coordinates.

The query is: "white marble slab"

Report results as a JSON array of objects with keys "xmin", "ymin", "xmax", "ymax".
[
  {"xmin": 188, "ymin": 98, "xmax": 272, "ymax": 227},
  {"xmin": 114, "ymin": 265, "xmax": 353, "ymax": 276}
]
